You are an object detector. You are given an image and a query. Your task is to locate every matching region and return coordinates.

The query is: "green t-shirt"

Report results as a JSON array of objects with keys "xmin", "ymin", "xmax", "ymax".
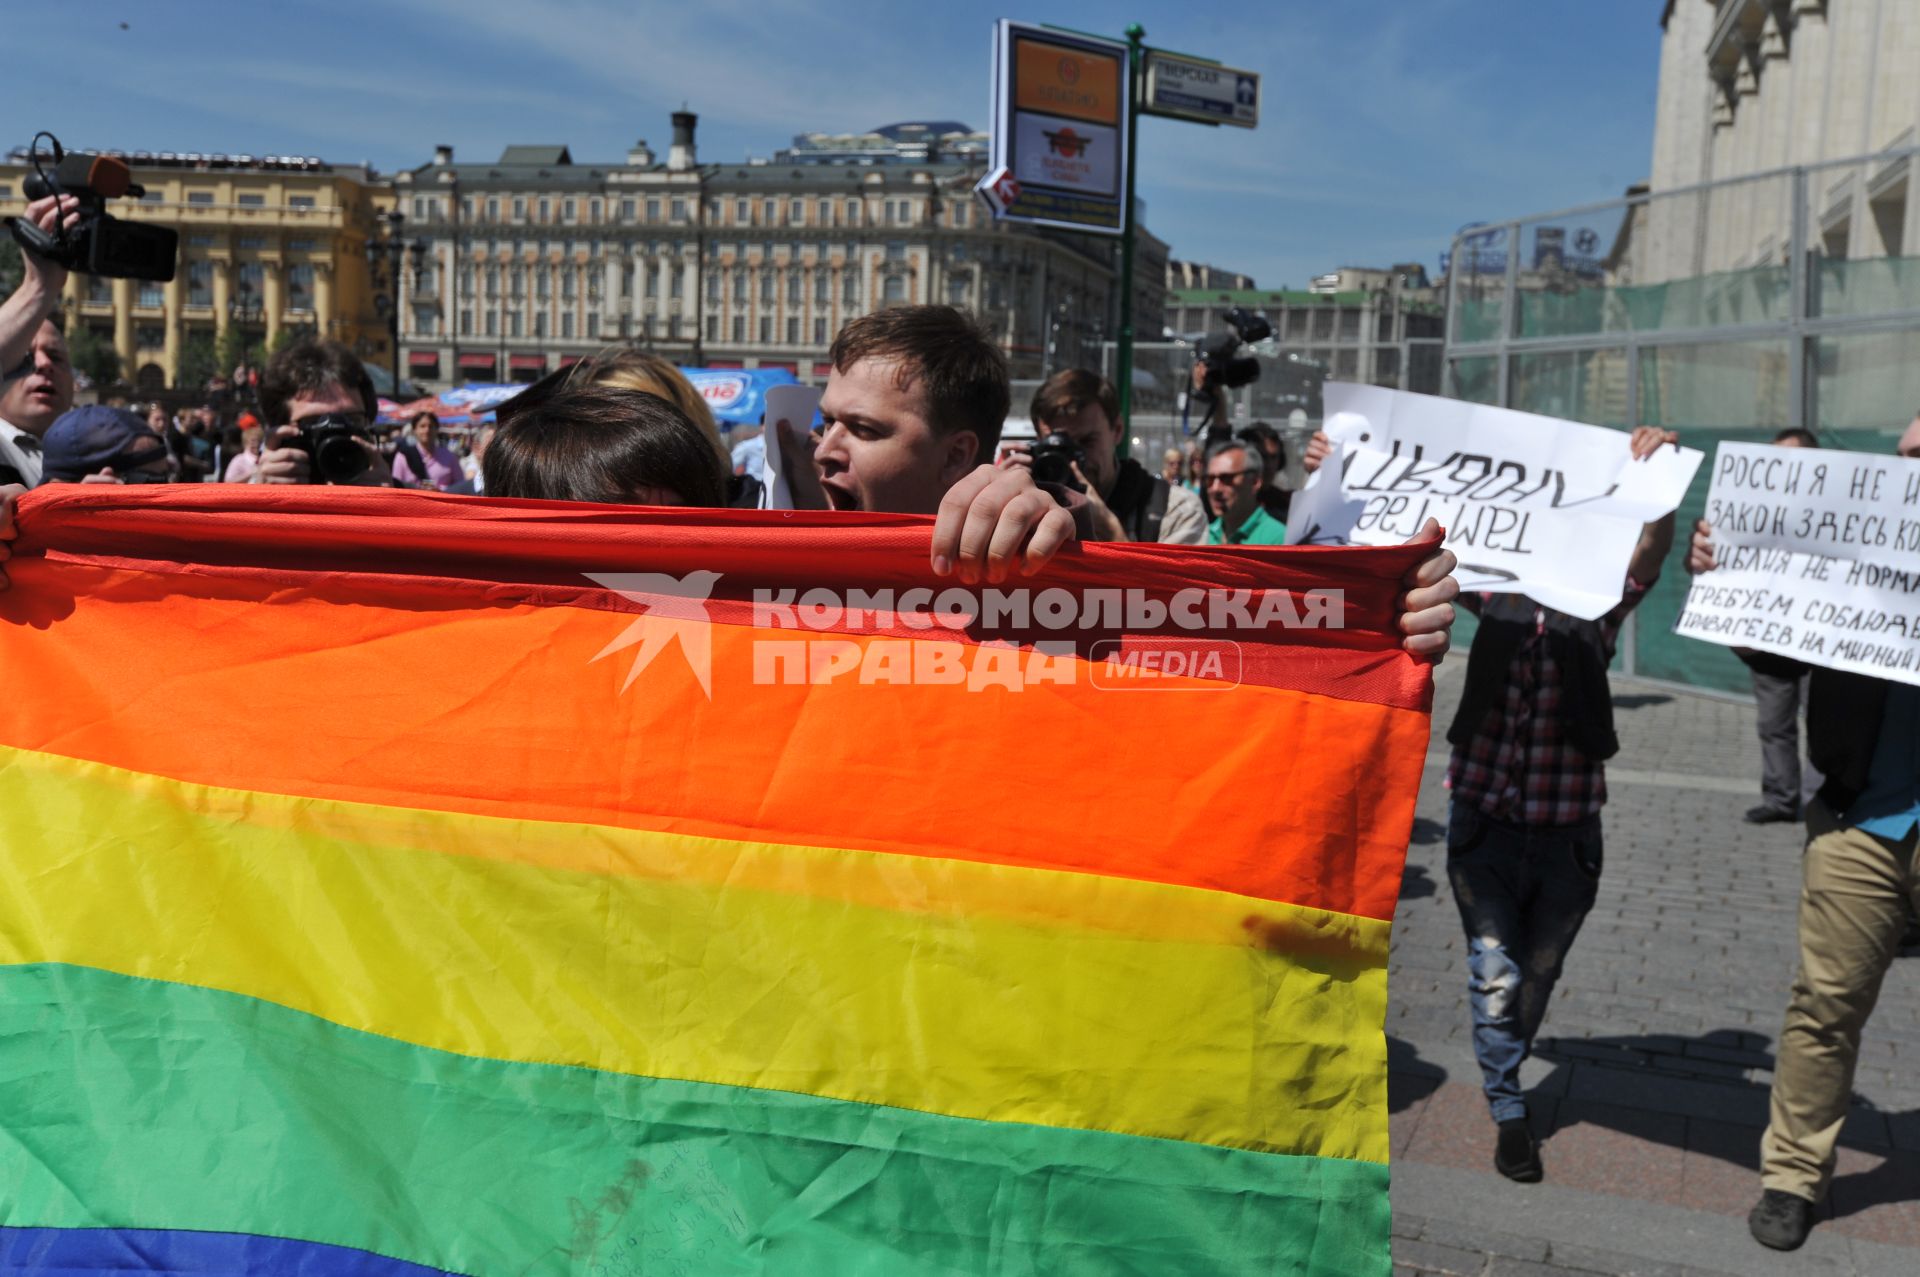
[{"xmin": 1207, "ymin": 505, "xmax": 1287, "ymax": 545}]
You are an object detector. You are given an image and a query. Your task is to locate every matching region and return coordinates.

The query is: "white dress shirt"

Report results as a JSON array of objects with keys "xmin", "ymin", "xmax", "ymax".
[{"xmin": 0, "ymin": 418, "xmax": 44, "ymax": 487}]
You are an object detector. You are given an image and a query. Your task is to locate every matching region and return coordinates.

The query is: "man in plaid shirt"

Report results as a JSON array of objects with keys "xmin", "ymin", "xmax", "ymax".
[{"xmin": 1444, "ymin": 425, "xmax": 1679, "ymax": 1184}]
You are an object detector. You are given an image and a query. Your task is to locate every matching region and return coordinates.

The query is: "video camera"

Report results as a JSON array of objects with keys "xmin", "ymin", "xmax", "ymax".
[
  {"xmin": 1029, "ymin": 430, "xmax": 1086, "ymax": 492},
  {"xmin": 7, "ymin": 133, "xmax": 178, "ymax": 282},
  {"xmin": 1193, "ymin": 307, "xmax": 1272, "ymax": 443}
]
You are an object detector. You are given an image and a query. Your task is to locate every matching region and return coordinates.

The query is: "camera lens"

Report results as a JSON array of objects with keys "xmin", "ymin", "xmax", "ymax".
[{"xmin": 314, "ymin": 434, "xmax": 370, "ymax": 483}]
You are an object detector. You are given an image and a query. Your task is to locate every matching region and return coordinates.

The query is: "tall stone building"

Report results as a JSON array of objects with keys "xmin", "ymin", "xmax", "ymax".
[
  {"xmin": 0, "ymin": 149, "xmax": 388, "ymax": 392},
  {"xmin": 393, "ymin": 112, "xmax": 1168, "ymax": 389},
  {"xmin": 1644, "ymin": 0, "xmax": 1920, "ymax": 279}
]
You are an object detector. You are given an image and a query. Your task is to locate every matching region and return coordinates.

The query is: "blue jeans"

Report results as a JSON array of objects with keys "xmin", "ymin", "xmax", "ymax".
[{"xmin": 1445, "ymin": 802, "xmax": 1604, "ymax": 1122}]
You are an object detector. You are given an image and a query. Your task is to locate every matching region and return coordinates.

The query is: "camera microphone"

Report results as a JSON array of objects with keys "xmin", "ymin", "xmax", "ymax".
[{"xmin": 23, "ymin": 152, "xmax": 140, "ymax": 201}]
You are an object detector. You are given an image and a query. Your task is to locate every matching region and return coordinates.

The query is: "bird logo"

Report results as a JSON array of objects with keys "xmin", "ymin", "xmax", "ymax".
[{"xmin": 585, "ymin": 571, "xmax": 723, "ymax": 697}]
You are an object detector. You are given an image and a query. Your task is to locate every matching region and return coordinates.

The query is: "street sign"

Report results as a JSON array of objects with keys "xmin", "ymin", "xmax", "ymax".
[
  {"xmin": 1141, "ymin": 50, "xmax": 1258, "ymax": 128},
  {"xmin": 981, "ymin": 20, "xmax": 1131, "ymax": 236}
]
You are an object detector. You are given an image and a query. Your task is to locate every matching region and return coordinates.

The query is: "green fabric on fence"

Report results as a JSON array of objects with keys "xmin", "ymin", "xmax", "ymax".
[{"xmin": 0, "ymin": 963, "xmax": 1390, "ymax": 1277}]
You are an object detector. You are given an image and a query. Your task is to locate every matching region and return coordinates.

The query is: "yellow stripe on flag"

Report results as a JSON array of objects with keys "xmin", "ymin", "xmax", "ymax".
[{"xmin": 0, "ymin": 744, "xmax": 1389, "ymax": 1162}]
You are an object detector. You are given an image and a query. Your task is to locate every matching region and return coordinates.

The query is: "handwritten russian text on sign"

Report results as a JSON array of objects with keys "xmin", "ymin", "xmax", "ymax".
[
  {"xmin": 1141, "ymin": 50, "xmax": 1259, "ymax": 128},
  {"xmin": 1675, "ymin": 442, "xmax": 1920, "ymax": 685},
  {"xmin": 1288, "ymin": 385, "xmax": 1701, "ymax": 620},
  {"xmin": 980, "ymin": 21, "xmax": 1130, "ymax": 236}
]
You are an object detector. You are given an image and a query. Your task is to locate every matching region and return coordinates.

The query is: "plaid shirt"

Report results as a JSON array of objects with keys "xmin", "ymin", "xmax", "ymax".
[{"xmin": 1446, "ymin": 578, "xmax": 1650, "ymax": 826}]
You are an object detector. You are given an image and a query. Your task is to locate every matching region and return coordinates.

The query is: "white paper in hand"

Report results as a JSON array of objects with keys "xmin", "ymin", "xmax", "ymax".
[{"xmin": 758, "ymin": 384, "xmax": 822, "ymax": 511}]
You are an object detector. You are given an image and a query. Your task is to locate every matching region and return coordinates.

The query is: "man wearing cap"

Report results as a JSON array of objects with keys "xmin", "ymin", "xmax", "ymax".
[
  {"xmin": 0, "ymin": 194, "xmax": 83, "ymax": 488},
  {"xmin": 41, "ymin": 405, "xmax": 173, "ymax": 483}
]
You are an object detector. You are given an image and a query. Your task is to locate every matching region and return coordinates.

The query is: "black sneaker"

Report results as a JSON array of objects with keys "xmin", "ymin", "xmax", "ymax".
[
  {"xmin": 1744, "ymin": 804, "xmax": 1800, "ymax": 825},
  {"xmin": 1494, "ymin": 1117, "xmax": 1542, "ymax": 1183},
  {"xmin": 1748, "ymin": 1189, "xmax": 1814, "ymax": 1250}
]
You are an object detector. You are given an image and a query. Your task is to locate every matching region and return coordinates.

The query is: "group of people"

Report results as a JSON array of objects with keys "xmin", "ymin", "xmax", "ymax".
[{"xmin": 6, "ymin": 188, "xmax": 1914, "ymax": 1261}]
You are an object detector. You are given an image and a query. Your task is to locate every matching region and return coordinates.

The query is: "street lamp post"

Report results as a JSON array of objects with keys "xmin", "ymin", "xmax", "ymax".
[
  {"xmin": 229, "ymin": 275, "xmax": 262, "ymax": 404},
  {"xmin": 366, "ymin": 210, "xmax": 428, "ymax": 399}
]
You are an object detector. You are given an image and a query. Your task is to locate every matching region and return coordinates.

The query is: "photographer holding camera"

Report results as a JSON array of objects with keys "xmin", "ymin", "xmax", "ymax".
[
  {"xmin": 1002, "ymin": 369, "xmax": 1206, "ymax": 544},
  {"xmin": 251, "ymin": 338, "xmax": 393, "ymax": 486},
  {"xmin": 0, "ymin": 193, "xmax": 85, "ymax": 488}
]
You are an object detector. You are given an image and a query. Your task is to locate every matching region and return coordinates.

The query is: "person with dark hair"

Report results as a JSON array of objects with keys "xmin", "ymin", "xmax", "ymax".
[
  {"xmin": 1009, "ymin": 368, "xmax": 1206, "ymax": 544},
  {"xmin": 41, "ymin": 405, "xmax": 172, "ymax": 483},
  {"xmin": 393, "ymin": 411, "xmax": 463, "ymax": 491},
  {"xmin": 250, "ymin": 338, "xmax": 391, "ymax": 485},
  {"xmin": 486, "ymin": 383, "xmax": 726, "ymax": 509},
  {"xmin": 0, "ymin": 194, "xmax": 83, "ymax": 488}
]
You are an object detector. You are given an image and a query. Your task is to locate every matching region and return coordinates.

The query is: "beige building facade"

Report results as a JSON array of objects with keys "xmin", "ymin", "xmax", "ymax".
[
  {"xmin": 1646, "ymin": 0, "xmax": 1920, "ymax": 279},
  {"xmin": 393, "ymin": 114, "xmax": 1169, "ymax": 389},
  {"xmin": 0, "ymin": 151, "xmax": 389, "ymax": 392}
]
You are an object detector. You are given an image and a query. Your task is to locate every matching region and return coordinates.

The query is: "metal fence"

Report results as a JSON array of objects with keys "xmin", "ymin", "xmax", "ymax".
[{"xmin": 1445, "ymin": 141, "xmax": 1920, "ymax": 693}]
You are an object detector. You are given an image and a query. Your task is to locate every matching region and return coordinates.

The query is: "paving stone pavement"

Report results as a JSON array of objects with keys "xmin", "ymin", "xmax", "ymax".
[{"xmin": 1388, "ymin": 666, "xmax": 1920, "ymax": 1275}]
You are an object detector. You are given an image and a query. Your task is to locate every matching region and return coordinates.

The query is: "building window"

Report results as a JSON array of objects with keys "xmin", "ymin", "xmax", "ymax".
[
  {"xmin": 947, "ymin": 277, "xmax": 968, "ymax": 305},
  {"xmin": 136, "ymin": 324, "xmax": 166, "ymax": 350},
  {"xmin": 844, "ymin": 273, "xmax": 859, "ymax": 305},
  {"xmin": 486, "ymin": 311, "xmax": 498, "ymax": 336},
  {"xmin": 884, "ymin": 275, "xmax": 906, "ymax": 303},
  {"xmin": 513, "ymin": 196, "xmax": 526, "ymax": 220},
  {"xmin": 486, "ymin": 197, "xmax": 499, "ymax": 220},
  {"xmin": 953, "ymin": 203, "xmax": 968, "ymax": 228},
  {"xmin": 537, "ymin": 197, "xmax": 550, "ymax": 222},
  {"xmin": 486, "ymin": 265, "xmax": 500, "ymax": 297},
  {"xmin": 813, "ymin": 317, "xmax": 827, "ymax": 344},
  {"xmin": 511, "ymin": 266, "xmax": 525, "ymax": 298},
  {"xmin": 846, "ymin": 199, "xmax": 859, "ymax": 225},
  {"xmin": 562, "ymin": 269, "xmax": 576, "ymax": 300},
  {"xmin": 287, "ymin": 264, "xmax": 315, "ymax": 311},
  {"xmin": 236, "ymin": 235, "xmax": 265, "ymax": 249},
  {"xmin": 187, "ymin": 191, "xmax": 214, "ymax": 205},
  {"xmin": 759, "ymin": 317, "xmax": 772, "ymax": 343},
  {"xmin": 886, "ymin": 241, "xmax": 905, "ymax": 260},
  {"xmin": 760, "ymin": 272, "xmax": 774, "ymax": 303},
  {"xmin": 187, "ymin": 233, "xmax": 215, "ymax": 247},
  {"xmin": 733, "ymin": 271, "xmax": 747, "ymax": 303},
  {"xmin": 534, "ymin": 312, "xmax": 547, "ymax": 338},
  {"xmin": 883, "ymin": 202, "xmax": 895, "ymax": 226},
  {"xmin": 508, "ymin": 312, "xmax": 521, "ymax": 337},
  {"xmin": 646, "ymin": 265, "xmax": 660, "ymax": 298},
  {"xmin": 763, "ymin": 199, "xmax": 776, "ymax": 223},
  {"xmin": 460, "ymin": 310, "xmax": 473, "ymax": 335},
  {"xmin": 731, "ymin": 316, "xmax": 745, "ymax": 342},
  {"xmin": 707, "ymin": 316, "xmax": 719, "ymax": 341},
  {"xmin": 85, "ymin": 275, "xmax": 112, "ymax": 304},
  {"xmin": 706, "ymin": 270, "xmax": 720, "ymax": 302},
  {"xmin": 561, "ymin": 312, "xmax": 574, "ymax": 338},
  {"xmin": 789, "ymin": 199, "xmax": 803, "ymax": 223},
  {"xmin": 187, "ymin": 261, "xmax": 213, "ymax": 306},
  {"xmin": 786, "ymin": 317, "xmax": 799, "ymax": 344},
  {"xmin": 562, "ymin": 198, "xmax": 576, "ymax": 222},
  {"xmin": 589, "ymin": 198, "xmax": 601, "ymax": 222},
  {"xmin": 646, "ymin": 198, "xmax": 660, "ymax": 222},
  {"xmin": 137, "ymin": 283, "xmax": 164, "ymax": 307},
  {"xmin": 734, "ymin": 199, "xmax": 748, "ymax": 223},
  {"xmin": 669, "ymin": 265, "xmax": 683, "ymax": 299},
  {"xmin": 289, "ymin": 195, "xmax": 315, "ymax": 210},
  {"xmin": 815, "ymin": 272, "xmax": 829, "ymax": 304},
  {"xmin": 670, "ymin": 199, "xmax": 686, "ymax": 222},
  {"xmin": 537, "ymin": 266, "xmax": 551, "ymax": 299}
]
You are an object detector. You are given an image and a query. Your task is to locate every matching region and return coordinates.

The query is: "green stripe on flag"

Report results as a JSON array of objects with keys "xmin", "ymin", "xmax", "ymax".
[{"xmin": 0, "ymin": 963, "xmax": 1388, "ymax": 1276}]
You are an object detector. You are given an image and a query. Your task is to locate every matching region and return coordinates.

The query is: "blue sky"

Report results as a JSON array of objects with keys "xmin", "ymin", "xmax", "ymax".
[{"xmin": 9, "ymin": 1, "xmax": 1662, "ymax": 288}]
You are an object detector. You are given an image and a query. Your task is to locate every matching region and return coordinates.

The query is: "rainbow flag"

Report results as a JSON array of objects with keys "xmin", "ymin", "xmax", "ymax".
[{"xmin": 0, "ymin": 487, "xmax": 1431, "ymax": 1275}]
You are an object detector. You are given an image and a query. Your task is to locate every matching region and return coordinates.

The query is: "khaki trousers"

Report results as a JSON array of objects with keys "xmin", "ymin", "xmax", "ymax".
[{"xmin": 1760, "ymin": 798, "xmax": 1920, "ymax": 1201}]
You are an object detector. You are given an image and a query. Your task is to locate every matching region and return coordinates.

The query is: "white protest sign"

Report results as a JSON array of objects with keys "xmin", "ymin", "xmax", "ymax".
[
  {"xmin": 1287, "ymin": 384, "xmax": 1702, "ymax": 620},
  {"xmin": 1674, "ymin": 442, "xmax": 1920, "ymax": 685},
  {"xmin": 757, "ymin": 384, "xmax": 821, "ymax": 511}
]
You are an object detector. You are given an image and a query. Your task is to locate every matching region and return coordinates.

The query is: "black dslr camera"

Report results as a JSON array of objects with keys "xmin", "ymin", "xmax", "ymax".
[
  {"xmin": 7, "ymin": 133, "xmax": 178, "ymax": 282},
  {"xmin": 1029, "ymin": 430, "xmax": 1085, "ymax": 491},
  {"xmin": 1194, "ymin": 307, "xmax": 1273, "ymax": 442},
  {"xmin": 295, "ymin": 414, "xmax": 373, "ymax": 484}
]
